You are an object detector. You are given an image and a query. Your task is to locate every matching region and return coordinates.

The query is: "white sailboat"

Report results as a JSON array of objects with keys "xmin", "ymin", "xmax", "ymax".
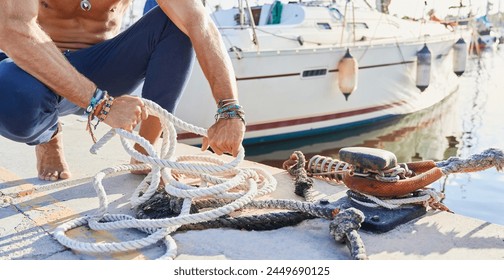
[{"xmin": 173, "ymin": 0, "xmax": 467, "ymax": 145}]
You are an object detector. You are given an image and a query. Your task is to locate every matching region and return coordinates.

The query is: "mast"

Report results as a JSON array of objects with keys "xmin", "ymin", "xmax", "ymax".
[
  {"xmin": 376, "ymin": 0, "xmax": 391, "ymax": 14},
  {"xmin": 238, "ymin": 0, "xmax": 245, "ymax": 27}
]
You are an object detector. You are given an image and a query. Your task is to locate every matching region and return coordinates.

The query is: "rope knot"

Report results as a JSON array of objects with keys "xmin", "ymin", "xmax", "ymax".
[
  {"xmin": 329, "ymin": 207, "xmax": 364, "ymax": 243},
  {"xmin": 283, "ymin": 151, "xmax": 317, "ymax": 200},
  {"xmin": 484, "ymin": 148, "xmax": 504, "ymax": 171}
]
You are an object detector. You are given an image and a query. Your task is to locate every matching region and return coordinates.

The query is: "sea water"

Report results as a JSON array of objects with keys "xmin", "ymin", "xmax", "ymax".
[{"xmin": 244, "ymin": 47, "xmax": 504, "ymax": 227}]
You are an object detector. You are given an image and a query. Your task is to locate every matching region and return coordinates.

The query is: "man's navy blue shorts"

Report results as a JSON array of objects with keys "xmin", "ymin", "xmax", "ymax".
[{"xmin": 0, "ymin": 7, "xmax": 195, "ymax": 145}]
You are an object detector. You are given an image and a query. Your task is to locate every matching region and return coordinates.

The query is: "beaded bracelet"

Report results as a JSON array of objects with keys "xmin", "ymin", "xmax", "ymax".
[
  {"xmin": 217, "ymin": 104, "xmax": 243, "ymax": 114},
  {"xmin": 215, "ymin": 110, "xmax": 246, "ymax": 123},
  {"xmin": 96, "ymin": 96, "xmax": 115, "ymax": 124},
  {"xmin": 86, "ymin": 92, "xmax": 114, "ymax": 143},
  {"xmin": 215, "ymin": 100, "xmax": 246, "ymax": 125}
]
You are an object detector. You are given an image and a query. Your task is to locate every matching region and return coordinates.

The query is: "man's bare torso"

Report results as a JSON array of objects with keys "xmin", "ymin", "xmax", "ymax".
[{"xmin": 38, "ymin": 0, "xmax": 132, "ymax": 51}]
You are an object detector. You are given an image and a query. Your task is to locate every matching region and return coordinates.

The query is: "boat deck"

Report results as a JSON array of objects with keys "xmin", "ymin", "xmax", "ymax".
[{"xmin": 1, "ymin": 114, "xmax": 504, "ymax": 260}]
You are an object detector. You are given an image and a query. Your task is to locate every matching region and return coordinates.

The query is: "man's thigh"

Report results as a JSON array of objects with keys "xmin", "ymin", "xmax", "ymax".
[{"xmin": 0, "ymin": 57, "xmax": 59, "ymax": 144}]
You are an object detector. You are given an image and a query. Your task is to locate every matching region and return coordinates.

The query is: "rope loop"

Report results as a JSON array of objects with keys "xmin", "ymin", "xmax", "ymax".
[
  {"xmin": 330, "ymin": 208, "xmax": 364, "ymax": 242},
  {"xmin": 330, "ymin": 208, "xmax": 367, "ymax": 260}
]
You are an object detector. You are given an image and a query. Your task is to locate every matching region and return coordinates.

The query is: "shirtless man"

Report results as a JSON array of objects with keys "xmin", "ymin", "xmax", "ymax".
[{"xmin": 0, "ymin": 0, "xmax": 245, "ymax": 181}]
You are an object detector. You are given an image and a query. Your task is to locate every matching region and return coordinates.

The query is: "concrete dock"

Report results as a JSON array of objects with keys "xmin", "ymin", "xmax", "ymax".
[{"xmin": 1, "ymin": 114, "xmax": 504, "ymax": 261}]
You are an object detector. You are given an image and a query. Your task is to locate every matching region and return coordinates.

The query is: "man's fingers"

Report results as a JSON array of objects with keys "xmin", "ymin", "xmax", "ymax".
[
  {"xmin": 123, "ymin": 125, "xmax": 133, "ymax": 132},
  {"xmin": 212, "ymin": 146, "xmax": 223, "ymax": 155},
  {"xmin": 202, "ymin": 137, "xmax": 223, "ymax": 155},
  {"xmin": 201, "ymin": 137, "xmax": 209, "ymax": 152},
  {"xmin": 141, "ymin": 105, "xmax": 149, "ymax": 121},
  {"xmin": 232, "ymin": 144, "xmax": 239, "ymax": 157}
]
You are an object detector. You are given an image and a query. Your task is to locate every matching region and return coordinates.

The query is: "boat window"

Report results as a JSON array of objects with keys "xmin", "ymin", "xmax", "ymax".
[
  {"xmin": 317, "ymin": 22, "xmax": 332, "ymax": 30},
  {"xmin": 352, "ymin": 22, "xmax": 369, "ymax": 29},
  {"xmin": 302, "ymin": 69, "xmax": 328, "ymax": 78},
  {"xmin": 251, "ymin": 6, "xmax": 262, "ymax": 25},
  {"xmin": 329, "ymin": 7, "xmax": 343, "ymax": 20}
]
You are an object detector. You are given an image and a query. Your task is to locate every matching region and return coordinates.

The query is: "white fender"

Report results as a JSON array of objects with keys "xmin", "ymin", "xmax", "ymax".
[
  {"xmin": 416, "ymin": 44, "xmax": 431, "ymax": 92},
  {"xmin": 453, "ymin": 37, "xmax": 467, "ymax": 77},
  {"xmin": 338, "ymin": 49, "xmax": 358, "ymax": 101}
]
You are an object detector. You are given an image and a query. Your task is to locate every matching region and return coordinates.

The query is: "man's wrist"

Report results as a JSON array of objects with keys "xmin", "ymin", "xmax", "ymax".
[
  {"xmin": 215, "ymin": 98, "xmax": 246, "ymax": 125},
  {"xmin": 85, "ymin": 89, "xmax": 114, "ymax": 143},
  {"xmin": 85, "ymin": 88, "xmax": 107, "ymax": 115}
]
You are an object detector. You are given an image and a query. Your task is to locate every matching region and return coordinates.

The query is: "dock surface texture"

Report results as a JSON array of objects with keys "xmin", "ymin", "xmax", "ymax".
[{"xmin": 1, "ymin": 114, "xmax": 504, "ymax": 260}]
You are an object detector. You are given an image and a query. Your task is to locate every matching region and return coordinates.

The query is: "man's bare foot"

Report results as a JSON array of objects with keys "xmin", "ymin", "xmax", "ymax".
[{"xmin": 35, "ymin": 125, "xmax": 71, "ymax": 181}]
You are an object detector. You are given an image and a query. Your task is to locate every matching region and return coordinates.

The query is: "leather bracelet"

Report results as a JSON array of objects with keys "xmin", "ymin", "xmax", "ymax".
[{"xmin": 85, "ymin": 90, "xmax": 111, "ymax": 143}]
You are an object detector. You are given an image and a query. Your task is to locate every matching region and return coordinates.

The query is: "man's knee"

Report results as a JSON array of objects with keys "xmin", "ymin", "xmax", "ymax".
[
  {"xmin": 0, "ymin": 60, "xmax": 59, "ymax": 145},
  {"xmin": 1, "ymin": 121, "xmax": 56, "ymax": 145},
  {"xmin": 140, "ymin": 7, "xmax": 195, "ymax": 111},
  {"xmin": 0, "ymin": 103, "xmax": 58, "ymax": 145}
]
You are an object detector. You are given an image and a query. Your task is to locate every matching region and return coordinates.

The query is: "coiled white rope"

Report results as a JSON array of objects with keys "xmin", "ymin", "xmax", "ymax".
[{"xmin": 53, "ymin": 98, "xmax": 277, "ymax": 258}]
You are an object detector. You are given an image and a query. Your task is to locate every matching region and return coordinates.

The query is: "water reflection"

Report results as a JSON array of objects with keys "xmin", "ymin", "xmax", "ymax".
[{"xmin": 244, "ymin": 47, "xmax": 504, "ymax": 226}]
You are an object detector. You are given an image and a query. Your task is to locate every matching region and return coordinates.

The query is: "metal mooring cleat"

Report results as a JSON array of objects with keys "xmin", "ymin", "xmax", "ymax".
[
  {"xmin": 339, "ymin": 147, "xmax": 397, "ymax": 172},
  {"xmin": 336, "ymin": 147, "xmax": 426, "ymax": 233}
]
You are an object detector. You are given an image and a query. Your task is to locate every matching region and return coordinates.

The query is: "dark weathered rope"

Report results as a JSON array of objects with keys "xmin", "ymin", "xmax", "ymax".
[
  {"xmin": 178, "ymin": 212, "xmax": 314, "ymax": 231},
  {"xmin": 248, "ymin": 200, "xmax": 337, "ymax": 220},
  {"xmin": 283, "ymin": 150, "xmax": 368, "ymax": 259},
  {"xmin": 135, "ymin": 193, "xmax": 368, "ymax": 258},
  {"xmin": 136, "ymin": 193, "xmax": 329, "ymax": 231},
  {"xmin": 330, "ymin": 208, "xmax": 367, "ymax": 260},
  {"xmin": 436, "ymin": 148, "xmax": 504, "ymax": 174},
  {"xmin": 136, "ymin": 192, "xmax": 199, "ymax": 219},
  {"xmin": 284, "ymin": 151, "xmax": 318, "ymax": 202},
  {"xmin": 345, "ymin": 230, "xmax": 368, "ymax": 260}
]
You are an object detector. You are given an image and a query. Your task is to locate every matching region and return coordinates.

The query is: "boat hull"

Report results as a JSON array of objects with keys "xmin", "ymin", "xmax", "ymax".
[{"xmin": 175, "ymin": 36, "xmax": 460, "ymax": 145}]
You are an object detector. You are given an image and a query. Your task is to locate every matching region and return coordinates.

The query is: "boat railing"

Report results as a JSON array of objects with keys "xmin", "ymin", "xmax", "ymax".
[{"xmin": 210, "ymin": 1, "xmax": 458, "ymax": 54}]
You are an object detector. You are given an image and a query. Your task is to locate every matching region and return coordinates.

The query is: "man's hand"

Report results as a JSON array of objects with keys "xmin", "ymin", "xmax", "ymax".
[
  {"xmin": 103, "ymin": 95, "xmax": 148, "ymax": 131},
  {"xmin": 202, "ymin": 118, "xmax": 246, "ymax": 157}
]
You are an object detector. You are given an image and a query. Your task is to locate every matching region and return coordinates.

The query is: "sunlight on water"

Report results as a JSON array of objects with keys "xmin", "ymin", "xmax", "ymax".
[
  {"xmin": 440, "ymin": 47, "xmax": 504, "ymax": 226},
  {"xmin": 245, "ymin": 47, "xmax": 504, "ymax": 226}
]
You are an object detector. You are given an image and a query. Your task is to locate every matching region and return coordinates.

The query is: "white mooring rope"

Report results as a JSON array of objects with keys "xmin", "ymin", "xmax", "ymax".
[{"xmin": 53, "ymin": 98, "xmax": 277, "ymax": 259}]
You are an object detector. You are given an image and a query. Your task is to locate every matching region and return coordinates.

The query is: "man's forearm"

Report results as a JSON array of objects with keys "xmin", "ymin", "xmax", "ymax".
[
  {"xmin": 0, "ymin": 3, "xmax": 95, "ymax": 108},
  {"xmin": 157, "ymin": 0, "xmax": 238, "ymax": 104},
  {"xmin": 191, "ymin": 17, "xmax": 238, "ymax": 104}
]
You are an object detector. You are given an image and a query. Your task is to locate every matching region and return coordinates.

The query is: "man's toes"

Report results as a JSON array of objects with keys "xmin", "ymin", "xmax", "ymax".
[
  {"xmin": 39, "ymin": 171, "xmax": 54, "ymax": 181},
  {"xmin": 39, "ymin": 171, "xmax": 65, "ymax": 181},
  {"xmin": 49, "ymin": 171, "xmax": 59, "ymax": 181},
  {"xmin": 59, "ymin": 170, "xmax": 71, "ymax": 180}
]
